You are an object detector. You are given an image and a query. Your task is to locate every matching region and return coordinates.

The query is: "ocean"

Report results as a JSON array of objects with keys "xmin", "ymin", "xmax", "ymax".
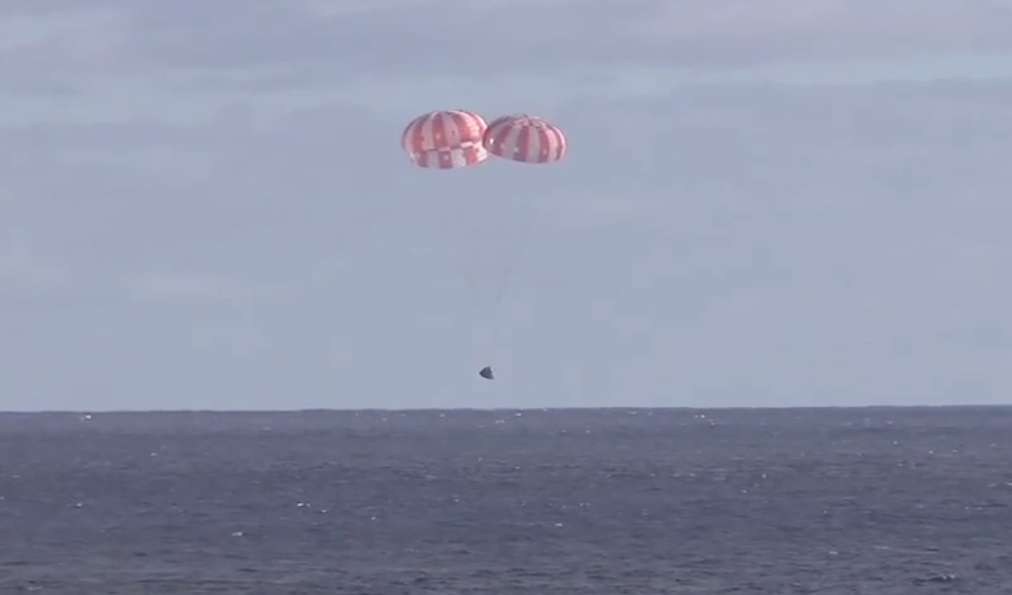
[{"xmin": 1, "ymin": 407, "xmax": 1010, "ymax": 594}]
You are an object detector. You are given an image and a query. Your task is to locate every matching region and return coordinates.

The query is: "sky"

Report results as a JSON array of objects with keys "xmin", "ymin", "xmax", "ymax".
[{"xmin": 2, "ymin": 0, "xmax": 1012, "ymax": 411}]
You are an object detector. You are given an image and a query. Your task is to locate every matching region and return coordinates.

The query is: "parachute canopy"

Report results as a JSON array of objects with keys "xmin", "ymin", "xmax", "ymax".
[
  {"xmin": 483, "ymin": 114, "xmax": 566, "ymax": 164},
  {"xmin": 479, "ymin": 366, "xmax": 494, "ymax": 380},
  {"xmin": 402, "ymin": 109, "xmax": 489, "ymax": 169}
]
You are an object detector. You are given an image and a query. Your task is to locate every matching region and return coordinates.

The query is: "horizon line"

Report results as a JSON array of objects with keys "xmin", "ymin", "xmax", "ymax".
[{"xmin": 1, "ymin": 404, "xmax": 1010, "ymax": 415}]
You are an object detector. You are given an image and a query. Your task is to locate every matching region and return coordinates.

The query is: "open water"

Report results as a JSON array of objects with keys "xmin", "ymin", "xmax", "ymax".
[{"xmin": 2, "ymin": 407, "xmax": 1011, "ymax": 594}]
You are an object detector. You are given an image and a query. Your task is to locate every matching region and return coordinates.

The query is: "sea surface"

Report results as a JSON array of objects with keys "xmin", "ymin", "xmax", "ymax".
[{"xmin": 2, "ymin": 407, "xmax": 1012, "ymax": 594}]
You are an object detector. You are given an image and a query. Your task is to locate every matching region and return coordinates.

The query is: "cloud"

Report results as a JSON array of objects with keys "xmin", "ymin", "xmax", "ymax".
[
  {"xmin": 2, "ymin": 0, "xmax": 1012, "ymax": 408},
  {"xmin": 3, "ymin": 0, "xmax": 1012, "ymax": 91},
  {"xmin": 4, "ymin": 78, "xmax": 1012, "ymax": 290},
  {"xmin": 126, "ymin": 272, "xmax": 261, "ymax": 304}
]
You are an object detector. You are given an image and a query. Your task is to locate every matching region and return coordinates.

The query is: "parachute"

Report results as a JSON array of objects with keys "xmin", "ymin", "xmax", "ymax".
[
  {"xmin": 401, "ymin": 110, "xmax": 488, "ymax": 169},
  {"xmin": 401, "ymin": 110, "xmax": 567, "ymax": 378},
  {"xmin": 483, "ymin": 114, "xmax": 567, "ymax": 164}
]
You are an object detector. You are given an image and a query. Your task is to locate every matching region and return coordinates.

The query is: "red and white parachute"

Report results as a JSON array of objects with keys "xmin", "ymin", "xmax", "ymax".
[
  {"xmin": 482, "ymin": 114, "xmax": 566, "ymax": 164},
  {"xmin": 401, "ymin": 109, "xmax": 488, "ymax": 169}
]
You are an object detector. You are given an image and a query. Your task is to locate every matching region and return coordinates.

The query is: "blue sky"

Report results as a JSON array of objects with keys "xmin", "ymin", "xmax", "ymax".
[{"xmin": 2, "ymin": 0, "xmax": 1012, "ymax": 411}]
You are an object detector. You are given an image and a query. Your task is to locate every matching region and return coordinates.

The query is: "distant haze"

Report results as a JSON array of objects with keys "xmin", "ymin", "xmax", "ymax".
[{"xmin": 2, "ymin": 1, "xmax": 1012, "ymax": 411}]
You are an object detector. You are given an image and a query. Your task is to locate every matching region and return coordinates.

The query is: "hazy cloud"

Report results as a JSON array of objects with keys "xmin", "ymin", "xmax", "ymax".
[
  {"xmin": 4, "ymin": 0, "xmax": 1012, "ymax": 86},
  {"xmin": 125, "ymin": 272, "xmax": 253, "ymax": 303},
  {"xmin": 1, "ymin": 1, "xmax": 1011, "ymax": 410}
]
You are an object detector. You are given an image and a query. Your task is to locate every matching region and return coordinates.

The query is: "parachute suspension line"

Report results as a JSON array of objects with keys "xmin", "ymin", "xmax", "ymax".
[
  {"xmin": 458, "ymin": 263, "xmax": 480, "ymax": 307},
  {"xmin": 494, "ymin": 267, "xmax": 512, "ymax": 305},
  {"xmin": 445, "ymin": 201, "xmax": 504, "ymax": 368}
]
